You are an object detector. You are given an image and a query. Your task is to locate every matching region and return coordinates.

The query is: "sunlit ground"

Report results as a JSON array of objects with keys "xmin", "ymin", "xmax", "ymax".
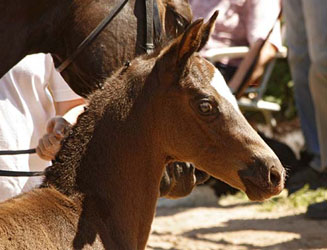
[{"xmin": 148, "ymin": 186, "xmax": 327, "ymax": 250}]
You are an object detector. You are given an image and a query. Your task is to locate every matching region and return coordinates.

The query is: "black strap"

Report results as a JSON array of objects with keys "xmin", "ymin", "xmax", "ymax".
[
  {"xmin": 153, "ymin": 0, "xmax": 162, "ymax": 42},
  {"xmin": 145, "ymin": 0, "xmax": 155, "ymax": 54},
  {"xmin": 145, "ymin": 0, "xmax": 162, "ymax": 54},
  {"xmin": 0, "ymin": 148, "xmax": 36, "ymax": 155},
  {"xmin": 0, "ymin": 0, "xmax": 163, "ymax": 175},
  {"xmin": 0, "ymin": 170, "xmax": 44, "ymax": 177},
  {"xmin": 56, "ymin": 0, "xmax": 129, "ymax": 73},
  {"xmin": 0, "ymin": 148, "xmax": 43, "ymax": 177}
]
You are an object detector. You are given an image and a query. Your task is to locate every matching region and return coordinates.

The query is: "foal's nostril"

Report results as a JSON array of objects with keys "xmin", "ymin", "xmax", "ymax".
[{"xmin": 269, "ymin": 167, "xmax": 282, "ymax": 187}]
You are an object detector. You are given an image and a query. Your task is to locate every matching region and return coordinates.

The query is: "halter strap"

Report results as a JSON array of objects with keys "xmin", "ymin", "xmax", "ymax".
[
  {"xmin": 145, "ymin": 0, "xmax": 162, "ymax": 54},
  {"xmin": 153, "ymin": 0, "xmax": 162, "ymax": 40},
  {"xmin": 56, "ymin": 0, "xmax": 129, "ymax": 73}
]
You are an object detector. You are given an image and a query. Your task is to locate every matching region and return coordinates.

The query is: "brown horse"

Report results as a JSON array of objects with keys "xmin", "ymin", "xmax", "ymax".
[
  {"xmin": 0, "ymin": 0, "xmax": 192, "ymax": 97},
  {"xmin": 1, "ymin": 0, "xmax": 203, "ymax": 198},
  {"xmin": 0, "ymin": 13, "xmax": 285, "ymax": 249}
]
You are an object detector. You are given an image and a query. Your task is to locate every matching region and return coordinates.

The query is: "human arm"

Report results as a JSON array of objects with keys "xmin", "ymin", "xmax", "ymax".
[
  {"xmin": 36, "ymin": 54, "xmax": 86, "ymax": 160},
  {"xmin": 228, "ymin": 0, "xmax": 281, "ymax": 94},
  {"xmin": 228, "ymin": 39, "xmax": 278, "ymax": 93}
]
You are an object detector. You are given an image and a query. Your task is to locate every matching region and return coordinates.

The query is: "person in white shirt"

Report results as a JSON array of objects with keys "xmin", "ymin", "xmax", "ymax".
[{"xmin": 0, "ymin": 53, "xmax": 84, "ymax": 202}]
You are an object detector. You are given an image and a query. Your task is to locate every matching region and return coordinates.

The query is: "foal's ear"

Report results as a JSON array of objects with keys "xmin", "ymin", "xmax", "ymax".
[
  {"xmin": 162, "ymin": 11, "xmax": 218, "ymax": 68},
  {"xmin": 175, "ymin": 18, "xmax": 204, "ymax": 66},
  {"xmin": 156, "ymin": 14, "xmax": 215, "ymax": 78},
  {"xmin": 156, "ymin": 18, "xmax": 203, "ymax": 76},
  {"xmin": 197, "ymin": 10, "xmax": 218, "ymax": 51}
]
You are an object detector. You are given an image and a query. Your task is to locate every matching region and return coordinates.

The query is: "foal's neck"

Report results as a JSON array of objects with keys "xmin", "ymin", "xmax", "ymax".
[{"xmin": 43, "ymin": 58, "xmax": 166, "ymax": 249}]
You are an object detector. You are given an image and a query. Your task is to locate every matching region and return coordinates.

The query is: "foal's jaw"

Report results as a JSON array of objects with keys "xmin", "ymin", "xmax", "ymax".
[{"xmin": 191, "ymin": 132, "xmax": 285, "ymax": 202}]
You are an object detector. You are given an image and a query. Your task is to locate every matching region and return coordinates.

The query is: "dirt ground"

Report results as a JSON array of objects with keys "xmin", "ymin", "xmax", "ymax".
[{"xmin": 147, "ymin": 188, "xmax": 327, "ymax": 250}]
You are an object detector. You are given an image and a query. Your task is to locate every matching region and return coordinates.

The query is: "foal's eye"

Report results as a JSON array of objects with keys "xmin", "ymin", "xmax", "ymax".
[
  {"xmin": 195, "ymin": 98, "xmax": 218, "ymax": 116},
  {"xmin": 190, "ymin": 96, "xmax": 219, "ymax": 119},
  {"xmin": 198, "ymin": 101, "xmax": 213, "ymax": 114}
]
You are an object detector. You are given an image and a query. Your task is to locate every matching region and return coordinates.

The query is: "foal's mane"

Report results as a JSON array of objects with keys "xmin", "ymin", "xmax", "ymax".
[{"xmin": 41, "ymin": 55, "xmax": 156, "ymax": 196}]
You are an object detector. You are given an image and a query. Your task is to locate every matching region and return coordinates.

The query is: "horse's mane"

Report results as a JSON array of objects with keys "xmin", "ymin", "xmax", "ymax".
[{"xmin": 41, "ymin": 56, "xmax": 155, "ymax": 195}]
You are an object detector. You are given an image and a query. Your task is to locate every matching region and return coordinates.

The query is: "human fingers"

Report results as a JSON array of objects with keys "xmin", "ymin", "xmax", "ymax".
[{"xmin": 36, "ymin": 136, "xmax": 55, "ymax": 161}]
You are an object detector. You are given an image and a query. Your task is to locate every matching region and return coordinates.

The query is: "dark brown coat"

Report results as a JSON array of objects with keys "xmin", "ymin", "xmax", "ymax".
[{"xmin": 0, "ymin": 15, "xmax": 285, "ymax": 249}]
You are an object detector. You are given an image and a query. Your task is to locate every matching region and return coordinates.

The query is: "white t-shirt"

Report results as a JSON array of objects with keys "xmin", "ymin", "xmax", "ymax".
[{"xmin": 0, "ymin": 53, "xmax": 81, "ymax": 201}]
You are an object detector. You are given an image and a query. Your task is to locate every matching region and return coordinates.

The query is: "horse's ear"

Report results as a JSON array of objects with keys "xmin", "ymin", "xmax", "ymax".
[
  {"xmin": 156, "ymin": 15, "xmax": 212, "ymax": 76},
  {"xmin": 197, "ymin": 10, "xmax": 219, "ymax": 51},
  {"xmin": 175, "ymin": 18, "xmax": 204, "ymax": 66},
  {"xmin": 154, "ymin": 18, "xmax": 203, "ymax": 82},
  {"xmin": 165, "ymin": 11, "xmax": 218, "ymax": 67}
]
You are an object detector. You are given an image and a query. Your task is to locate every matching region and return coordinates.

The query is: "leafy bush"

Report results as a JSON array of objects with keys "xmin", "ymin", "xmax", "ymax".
[
  {"xmin": 261, "ymin": 185, "xmax": 327, "ymax": 212},
  {"xmin": 218, "ymin": 186, "xmax": 327, "ymax": 212},
  {"xmin": 264, "ymin": 58, "xmax": 297, "ymax": 121}
]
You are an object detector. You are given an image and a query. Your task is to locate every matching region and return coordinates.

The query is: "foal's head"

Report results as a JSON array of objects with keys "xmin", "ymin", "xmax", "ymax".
[{"xmin": 130, "ymin": 12, "xmax": 285, "ymax": 201}]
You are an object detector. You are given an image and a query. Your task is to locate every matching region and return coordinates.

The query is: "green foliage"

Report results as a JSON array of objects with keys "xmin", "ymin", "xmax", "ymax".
[
  {"xmin": 261, "ymin": 185, "xmax": 327, "ymax": 212},
  {"xmin": 264, "ymin": 58, "xmax": 297, "ymax": 121},
  {"xmin": 218, "ymin": 186, "xmax": 327, "ymax": 212}
]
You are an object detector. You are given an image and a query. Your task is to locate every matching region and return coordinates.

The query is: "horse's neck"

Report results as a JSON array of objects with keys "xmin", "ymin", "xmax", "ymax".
[
  {"xmin": 43, "ymin": 63, "xmax": 165, "ymax": 249},
  {"xmin": 84, "ymin": 128, "xmax": 164, "ymax": 249},
  {"xmin": 0, "ymin": 0, "xmax": 73, "ymax": 77},
  {"xmin": 47, "ymin": 116, "xmax": 164, "ymax": 249}
]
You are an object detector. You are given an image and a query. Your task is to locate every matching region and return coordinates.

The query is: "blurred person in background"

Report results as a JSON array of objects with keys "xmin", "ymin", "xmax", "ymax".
[
  {"xmin": 189, "ymin": 0, "xmax": 282, "ymax": 92},
  {"xmin": 283, "ymin": 0, "xmax": 327, "ymax": 219}
]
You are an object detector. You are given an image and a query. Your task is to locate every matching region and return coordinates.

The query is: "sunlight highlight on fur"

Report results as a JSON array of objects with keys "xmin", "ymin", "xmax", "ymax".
[{"xmin": 210, "ymin": 68, "xmax": 240, "ymax": 112}]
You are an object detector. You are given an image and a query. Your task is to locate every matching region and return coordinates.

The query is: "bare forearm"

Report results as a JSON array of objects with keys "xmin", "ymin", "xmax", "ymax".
[
  {"xmin": 250, "ymin": 42, "xmax": 277, "ymax": 83},
  {"xmin": 228, "ymin": 40, "xmax": 277, "ymax": 93}
]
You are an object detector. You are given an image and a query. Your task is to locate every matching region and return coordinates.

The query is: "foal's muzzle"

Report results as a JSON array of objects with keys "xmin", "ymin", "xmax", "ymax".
[{"xmin": 238, "ymin": 156, "xmax": 285, "ymax": 201}]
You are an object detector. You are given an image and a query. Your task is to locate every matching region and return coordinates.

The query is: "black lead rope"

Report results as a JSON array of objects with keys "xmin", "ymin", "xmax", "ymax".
[
  {"xmin": 0, "ymin": 148, "xmax": 36, "ymax": 156},
  {"xmin": 0, "ymin": 148, "xmax": 44, "ymax": 177},
  {"xmin": 0, "ymin": 170, "xmax": 44, "ymax": 177}
]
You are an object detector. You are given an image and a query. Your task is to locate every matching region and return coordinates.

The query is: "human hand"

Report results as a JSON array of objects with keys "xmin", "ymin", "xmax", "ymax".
[{"xmin": 36, "ymin": 116, "xmax": 71, "ymax": 161}]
